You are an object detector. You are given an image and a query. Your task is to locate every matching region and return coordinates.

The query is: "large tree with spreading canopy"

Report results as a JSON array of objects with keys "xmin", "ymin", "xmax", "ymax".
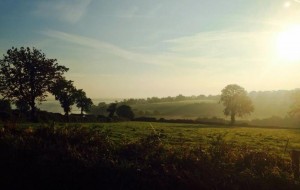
[
  {"xmin": 0, "ymin": 47, "xmax": 68, "ymax": 121},
  {"xmin": 220, "ymin": 84, "xmax": 254, "ymax": 125}
]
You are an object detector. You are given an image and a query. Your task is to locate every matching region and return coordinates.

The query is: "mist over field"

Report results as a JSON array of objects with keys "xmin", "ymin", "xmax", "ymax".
[{"xmin": 39, "ymin": 90, "xmax": 293, "ymax": 120}]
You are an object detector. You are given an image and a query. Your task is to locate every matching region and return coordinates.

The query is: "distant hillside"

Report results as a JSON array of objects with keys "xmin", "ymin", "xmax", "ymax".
[
  {"xmin": 37, "ymin": 98, "xmax": 121, "ymax": 114},
  {"xmin": 248, "ymin": 90, "xmax": 292, "ymax": 119},
  {"xmin": 123, "ymin": 90, "xmax": 294, "ymax": 120},
  {"xmin": 38, "ymin": 90, "xmax": 296, "ymax": 120}
]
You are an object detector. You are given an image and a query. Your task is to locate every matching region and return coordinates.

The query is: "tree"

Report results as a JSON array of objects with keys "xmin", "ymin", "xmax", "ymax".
[
  {"xmin": 74, "ymin": 89, "xmax": 93, "ymax": 115},
  {"xmin": 0, "ymin": 47, "xmax": 68, "ymax": 121},
  {"xmin": 220, "ymin": 84, "xmax": 254, "ymax": 125},
  {"xmin": 88, "ymin": 102, "xmax": 108, "ymax": 115},
  {"xmin": 15, "ymin": 99, "xmax": 30, "ymax": 113},
  {"xmin": 0, "ymin": 99, "xmax": 11, "ymax": 112},
  {"xmin": 107, "ymin": 103, "xmax": 118, "ymax": 118},
  {"xmin": 0, "ymin": 99, "xmax": 11, "ymax": 121},
  {"xmin": 50, "ymin": 78, "xmax": 76, "ymax": 121},
  {"xmin": 116, "ymin": 105, "xmax": 135, "ymax": 120}
]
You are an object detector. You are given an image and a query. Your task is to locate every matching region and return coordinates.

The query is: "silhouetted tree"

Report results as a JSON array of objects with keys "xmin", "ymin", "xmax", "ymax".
[
  {"xmin": 0, "ymin": 99, "xmax": 11, "ymax": 121},
  {"xmin": 50, "ymin": 78, "xmax": 76, "ymax": 121},
  {"xmin": 0, "ymin": 99, "xmax": 11, "ymax": 112},
  {"xmin": 0, "ymin": 47, "xmax": 68, "ymax": 122},
  {"xmin": 220, "ymin": 84, "xmax": 254, "ymax": 125},
  {"xmin": 88, "ymin": 102, "xmax": 108, "ymax": 116},
  {"xmin": 116, "ymin": 105, "xmax": 135, "ymax": 120},
  {"xmin": 107, "ymin": 103, "xmax": 117, "ymax": 118},
  {"xmin": 15, "ymin": 99, "xmax": 30, "ymax": 113},
  {"xmin": 74, "ymin": 89, "xmax": 93, "ymax": 115}
]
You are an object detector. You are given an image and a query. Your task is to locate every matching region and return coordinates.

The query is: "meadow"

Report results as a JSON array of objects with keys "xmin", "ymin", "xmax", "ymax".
[
  {"xmin": 63, "ymin": 122, "xmax": 300, "ymax": 155},
  {"xmin": 1, "ymin": 121, "xmax": 300, "ymax": 189}
]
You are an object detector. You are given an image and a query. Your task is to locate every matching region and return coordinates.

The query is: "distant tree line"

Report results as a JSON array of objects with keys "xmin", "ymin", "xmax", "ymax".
[
  {"xmin": 88, "ymin": 102, "xmax": 134, "ymax": 120},
  {"xmin": 120, "ymin": 94, "xmax": 220, "ymax": 105}
]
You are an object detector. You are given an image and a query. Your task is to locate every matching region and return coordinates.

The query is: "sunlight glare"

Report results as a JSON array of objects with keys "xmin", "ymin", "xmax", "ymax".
[
  {"xmin": 276, "ymin": 25, "xmax": 300, "ymax": 61},
  {"xmin": 284, "ymin": 1, "xmax": 291, "ymax": 8}
]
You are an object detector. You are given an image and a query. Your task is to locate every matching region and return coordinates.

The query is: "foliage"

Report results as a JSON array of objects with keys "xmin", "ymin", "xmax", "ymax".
[
  {"xmin": 107, "ymin": 103, "xmax": 118, "ymax": 118},
  {"xmin": 0, "ymin": 99, "xmax": 11, "ymax": 112},
  {"xmin": 0, "ymin": 47, "xmax": 68, "ymax": 121},
  {"xmin": 0, "ymin": 100, "xmax": 11, "ymax": 122},
  {"xmin": 88, "ymin": 102, "xmax": 108, "ymax": 116},
  {"xmin": 116, "ymin": 105, "xmax": 135, "ymax": 120},
  {"xmin": 120, "ymin": 94, "xmax": 220, "ymax": 105},
  {"xmin": 15, "ymin": 99, "xmax": 30, "ymax": 113},
  {"xmin": 0, "ymin": 123, "xmax": 299, "ymax": 189},
  {"xmin": 74, "ymin": 89, "xmax": 93, "ymax": 115},
  {"xmin": 50, "ymin": 78, "xmax": 76, "ymax": 119},
  {"xmin": 220, "ymin": 84, "xmax": 254, "ymax": 124}
]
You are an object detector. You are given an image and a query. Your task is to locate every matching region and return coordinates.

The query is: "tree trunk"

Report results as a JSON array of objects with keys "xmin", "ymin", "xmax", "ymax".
[
  {"xmin": 230, "ymin": 113, "xmax": 235, "ymax": 125},
  {"xmin": 29, "ymin": 65, "xmax": 37, "ymax": 122},
  {"xmin": 65, "ymin": 111, "xmax": 69, "ymax": 122},
  {"xmin": 80, "ymin": 108, "xmax": 83, "ymax": 116},
  {"xmin": 30, "ymin": 100, "xmax": 37, "ymax": 122}
]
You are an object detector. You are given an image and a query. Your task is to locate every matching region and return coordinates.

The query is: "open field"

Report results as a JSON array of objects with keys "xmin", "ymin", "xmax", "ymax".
[
  {"xmin": 19, "ymin": 121, "xmax": 300, "ymax": 156},
  {"xmin": 1, "ymin": 121, "xmax": 300, "ymax": 189},
  {"xmin": 82, "ymin": 122, "xmax": 300, "ymax": 154}
]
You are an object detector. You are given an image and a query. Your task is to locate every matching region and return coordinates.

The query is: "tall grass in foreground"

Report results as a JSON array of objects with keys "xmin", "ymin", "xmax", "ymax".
[{"xmin": 0, "ymin": 123, "xmax": 299, "ymax": 190}]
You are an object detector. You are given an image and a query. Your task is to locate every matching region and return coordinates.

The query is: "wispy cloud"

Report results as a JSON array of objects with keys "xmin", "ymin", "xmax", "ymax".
[
  {"xmin": 42, "ymin": 29, "xmax": 171, "ymax": 66},
  {"xmin": 33, "ymin": 0, "xmax": 92, "ymax": 23},
  {"xmin": 42, "ymin": 29, "xmax": 273, "ymax": 73},
  {"xmin": 116, "ymin": 5, "xmax": 162, "ymax": 19},
  {"xmin": 165, "ymin": 30, "xmax": 276, "ymax": 59},
  {"xmin": 117, "ymin": 6, "xmax": 140, "ymax": 18}
]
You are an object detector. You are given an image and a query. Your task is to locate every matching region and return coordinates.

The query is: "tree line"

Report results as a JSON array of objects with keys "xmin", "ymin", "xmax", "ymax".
[
  {"xmin": 0, "ymin": 47, "xmax": 254, "ymax": 124},
  {"xmin": 0, "ymin": 47, "xmax": 92, "ymax": 122},
  {"xmin": 120, "ymin": 94, "xmax": 220, "ymax": 105},
  {"xmin": 2, "ymin": 46, "xmax": 300, "ymax": 125}
]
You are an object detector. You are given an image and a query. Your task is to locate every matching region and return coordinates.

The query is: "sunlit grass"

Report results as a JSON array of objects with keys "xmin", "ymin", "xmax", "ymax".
[
  {"xmin": 11, "ymin": 121, "xmax": 300, "ymax": 156},
  {"xmin": 29, "ymin": 121, "xmax": 300, "ymax": 156},
  {"xmin": 1, "ymin": 121, "xmax": 300, "ymax": 189}
]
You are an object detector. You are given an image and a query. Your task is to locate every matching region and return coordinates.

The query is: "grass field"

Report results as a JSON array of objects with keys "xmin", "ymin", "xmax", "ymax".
[
  {"xmin": 2, "ymin": 121, "xmax": 300, "ymax": 189},
  {"xmin": 32, "ymin": 121, "xmax": 300, "ymax": 156}
]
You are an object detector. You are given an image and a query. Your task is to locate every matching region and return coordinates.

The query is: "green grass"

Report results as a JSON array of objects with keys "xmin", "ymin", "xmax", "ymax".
[
  {"xmin": 45, "ymin": 121, "xmax": 300, "ymax": 156},
  {"xmin": 1, "ymin": 121, "xmax": 300, "ymax": 189}
]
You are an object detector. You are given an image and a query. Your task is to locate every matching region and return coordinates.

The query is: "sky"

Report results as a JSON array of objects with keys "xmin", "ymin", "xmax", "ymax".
[{"xmin": 1, "ymin": 0, "xmax": 300, "ymax": 98}]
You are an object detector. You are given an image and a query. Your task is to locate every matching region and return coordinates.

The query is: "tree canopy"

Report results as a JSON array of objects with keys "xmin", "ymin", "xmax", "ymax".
[
  {"xmin": 0, "ymin": 99, "xmax": 11, "ymax": 112},
  {"xmin": 220, "ymin": 84, "xmax": 254, "ymax": 124},
  {"xmin": 116, "ymin": 105, "xmax": 135, "ymax": 120},
  {"xmin": 50, "ymin": 78, "xmax": 76, "ymax": 120},
  {"xmin": 107, "ymin": 103, "xmax": 118, "ymax": 118},
  {"xmin": 0, "ymin": 47, "xmax": 68, "ymax": 121},
  {"xmin": 74, "ymin": 89, "xmax": 93, "ymax": 115}
]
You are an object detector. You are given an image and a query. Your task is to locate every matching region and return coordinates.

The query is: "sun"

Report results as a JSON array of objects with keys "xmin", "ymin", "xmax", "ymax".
[{"xmin": 276, "ymin": 25, "xmax": 300, "ymax": 61}]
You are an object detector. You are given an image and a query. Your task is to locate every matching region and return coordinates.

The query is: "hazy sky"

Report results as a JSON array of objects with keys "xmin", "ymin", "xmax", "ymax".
[{"xmin": 1, "ymin": 0, "xmax": 300, "ymax": 98}]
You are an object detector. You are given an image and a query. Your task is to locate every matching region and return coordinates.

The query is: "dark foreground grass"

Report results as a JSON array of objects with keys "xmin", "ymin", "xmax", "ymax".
[{"xmin": 0, "ymin": 123, "xmax": 299, "ymax": 190}]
